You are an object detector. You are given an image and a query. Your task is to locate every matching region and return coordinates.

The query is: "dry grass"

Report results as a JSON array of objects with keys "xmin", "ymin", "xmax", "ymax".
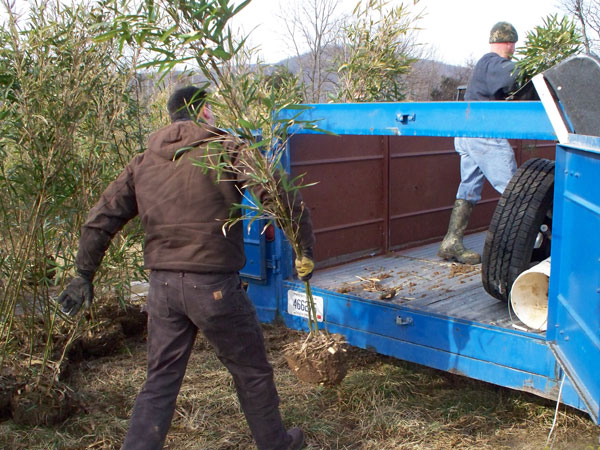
[{"xmin": 0, "ymin": 322, "xmax": 598, "ymax": 449}]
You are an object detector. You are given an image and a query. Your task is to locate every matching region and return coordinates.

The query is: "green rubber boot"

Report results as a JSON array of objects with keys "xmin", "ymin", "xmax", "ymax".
[{"xmin": 438, "ymin": 199, "xmax": 481, "ymax": 265}]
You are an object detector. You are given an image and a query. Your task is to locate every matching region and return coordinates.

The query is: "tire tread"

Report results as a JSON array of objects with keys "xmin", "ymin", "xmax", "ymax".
[{"xmin": 481, "ymin": 158, "xmax": 555, "ymax": 302}]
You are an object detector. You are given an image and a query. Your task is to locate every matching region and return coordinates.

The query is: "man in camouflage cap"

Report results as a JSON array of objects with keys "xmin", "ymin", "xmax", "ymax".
[
  {"xmin": 438, "ymin": 21, "xmax": 519, "ymax": 265},
  {"xmin": 489, "ymin": 21, "xmax": 518, "ymax": 44}
]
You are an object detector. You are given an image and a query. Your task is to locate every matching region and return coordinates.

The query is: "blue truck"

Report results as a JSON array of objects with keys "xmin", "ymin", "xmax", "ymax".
[{"xmin": 240, "ymin": 56, "xmax": 600, "ymax": 425}]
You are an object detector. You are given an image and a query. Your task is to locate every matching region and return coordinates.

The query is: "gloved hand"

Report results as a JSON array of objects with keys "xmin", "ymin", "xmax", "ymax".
[
  {"xmin": 294, "ymin": 248, "xmax": 314, "ymax": 281},
  {"xmin": 57, "ymin": 271, "xmax": 94, "ymax": 316}
]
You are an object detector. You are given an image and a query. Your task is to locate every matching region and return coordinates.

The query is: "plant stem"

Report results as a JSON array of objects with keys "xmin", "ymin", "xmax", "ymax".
[{"xmin": 305, "ymin": 280, "xmax": 319, "ymax": 336}]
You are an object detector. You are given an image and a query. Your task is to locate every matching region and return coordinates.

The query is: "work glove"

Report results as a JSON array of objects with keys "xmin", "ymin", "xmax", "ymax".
[
  {"xmin": 295, "ymin": 247, "xmax": 315, "ymax": 281},
  {"xmin": 57, "ymin": 270, "xmax": 94, "ymax": 316}
]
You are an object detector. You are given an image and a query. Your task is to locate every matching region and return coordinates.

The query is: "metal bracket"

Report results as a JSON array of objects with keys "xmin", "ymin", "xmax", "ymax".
[
  {"xmin": 396, "ymin": 316, "xmax": 414, "ymax": 326},
  {"xmin": 396, "ymin": 113, "xmax": 416, "ymax": 125}
]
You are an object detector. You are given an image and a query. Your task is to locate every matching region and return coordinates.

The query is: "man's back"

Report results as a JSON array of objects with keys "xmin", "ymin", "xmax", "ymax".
[
  {"xmin": 80, "ymin": 120, "xmax": 247, "ymax": 275},
  {"xmin": 465, "ymin": 52, "xmax": 517, "ymax": 101},
  {"xmin": 133, "ymin": 120, "xmax": 245, "ymax": 273}
]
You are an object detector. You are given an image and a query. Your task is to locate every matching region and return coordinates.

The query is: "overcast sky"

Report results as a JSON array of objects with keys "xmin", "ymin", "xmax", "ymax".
[
  {"xmin": 3, "ymin": 0, "xmax": 566, "ymax": 66},
  {"xmin": 232, "ymin": 0, "xmax": 565, "ymax": 65}
]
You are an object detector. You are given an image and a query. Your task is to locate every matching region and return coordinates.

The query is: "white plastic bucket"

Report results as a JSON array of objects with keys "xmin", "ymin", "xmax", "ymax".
[{"xmin": 510, "ymin": 257, "xmax": 551, "ymax": 331}]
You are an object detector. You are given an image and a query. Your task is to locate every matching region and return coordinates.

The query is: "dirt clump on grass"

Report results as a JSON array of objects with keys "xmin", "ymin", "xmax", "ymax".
[
  {"xmin": 66, "ymin": 302, "xmax": 147, "ymax": 362},
  {"xmin": 10, "ymin": 380, "xmax": 76, "ymax": 427},
  {"xmin": 284, "ymin": 332, "xmax": 347, "ymax": 386},
  {"xmin": 0, "ymin": 298, "xmax": 148, "ymax": 429},
  {"xmin": 0, "ymin": 321, "xmax": 598, "ymax": 449},
  {"xmin": 0, "ymin": 373, "xmax": 21, "ymax": 421},
  {"xmin": 96, "ymin": 302, "xmax": 148, "ymax": 338}
]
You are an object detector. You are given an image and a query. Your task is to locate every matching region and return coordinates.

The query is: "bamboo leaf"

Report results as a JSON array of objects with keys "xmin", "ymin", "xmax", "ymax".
[{"xmin": 237, "ymin": 117, "xmax": 255, "ymax": 130}]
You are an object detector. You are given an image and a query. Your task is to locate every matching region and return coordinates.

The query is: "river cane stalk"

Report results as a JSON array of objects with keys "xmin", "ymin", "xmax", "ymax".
[{"xmin": 103, "ymin": 0, "xmax": 331, "ymax": 335}]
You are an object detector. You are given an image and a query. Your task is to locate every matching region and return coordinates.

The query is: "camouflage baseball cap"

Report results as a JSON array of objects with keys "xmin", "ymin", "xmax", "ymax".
[{"xmin": 489, "ymin": 22, "xmax": 518, "ymax": 43}]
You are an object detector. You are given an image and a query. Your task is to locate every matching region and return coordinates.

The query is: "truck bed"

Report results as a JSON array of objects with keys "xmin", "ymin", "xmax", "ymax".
[{"xmin": 310, "ymin": 231, "xmax": 534, "ymax": 332}]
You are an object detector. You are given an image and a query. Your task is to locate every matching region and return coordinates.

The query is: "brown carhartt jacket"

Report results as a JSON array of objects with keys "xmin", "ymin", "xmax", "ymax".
[{"xmin": 76, "ymin": 120, "xmax": 315, "ymax": 275}]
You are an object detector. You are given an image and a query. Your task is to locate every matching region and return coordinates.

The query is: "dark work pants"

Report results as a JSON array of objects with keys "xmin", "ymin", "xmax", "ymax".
[{"xmin": 121, "ymin": 271, "xmax": 291, "ymax": 450}]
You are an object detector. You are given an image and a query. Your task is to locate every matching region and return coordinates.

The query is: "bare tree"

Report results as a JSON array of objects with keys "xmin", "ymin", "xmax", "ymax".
[
  {"xmin": 334, "ymin": 0, "xmax": 423, "ymax": 102},
  {"xmin": 401, "ymin": 44, "xmax": 473, "ymax": 101},
  {"xmin": 561, "ymin": 0, "xmax": 600, "ymax": 54},
  {"xmin": 403, "ymin": 45, "xmax": 442, "ymax": 101},
  {"xmin": 279, "ymin": 0, "xmax": 346, "ymax": 102}
]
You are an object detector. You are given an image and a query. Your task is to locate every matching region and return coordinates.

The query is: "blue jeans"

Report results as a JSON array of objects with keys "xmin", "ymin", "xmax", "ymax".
[{"xmin": 454, "ymin": 137, "xmax": 517, "ymax": 203}]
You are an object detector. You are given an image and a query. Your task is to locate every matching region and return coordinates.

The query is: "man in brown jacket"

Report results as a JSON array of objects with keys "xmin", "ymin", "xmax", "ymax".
[{"xmin": 57, "ymin": 86, "xmax": 314, "ymax": 450}]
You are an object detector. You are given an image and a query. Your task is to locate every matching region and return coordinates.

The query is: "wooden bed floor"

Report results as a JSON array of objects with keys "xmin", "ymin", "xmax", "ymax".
[{"xmin": 311, "ymin": 232, "xmax": 534, "ymax": 332}]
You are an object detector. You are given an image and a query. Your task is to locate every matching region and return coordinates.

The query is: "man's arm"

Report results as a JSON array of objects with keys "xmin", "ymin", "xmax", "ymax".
[
  {"xmin": 217, "ymin": 135, "xmax": 317, "ymax": 279},
  {"xmin": 58, "ymin": 162, "xmax": 139, "ymax": 315},
  {"xmin": 76, "ymin": 164, "xmax": 139, "ymax": 276}
]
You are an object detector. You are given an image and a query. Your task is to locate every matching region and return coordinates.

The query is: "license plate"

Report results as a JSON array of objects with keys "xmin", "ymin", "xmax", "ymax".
[{"xmin": 287, "ymin": 290, "xmax": 324, "ymax": 322}]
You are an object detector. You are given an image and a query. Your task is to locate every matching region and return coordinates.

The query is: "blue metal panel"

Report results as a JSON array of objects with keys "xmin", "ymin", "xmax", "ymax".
[
  {"xmin": 243, "ymin": 227, "xmax": 281, "ymax": 323},
  {"xmin": 241, "ymin": 102, "xmax": 599, "ymax": 421},
  {"xmin": 240, "ymin": 190, "xmax": 275, "ymax": 320},
  {"xmin": 241, "ymin": 139, "xmax": 296, "ymax": 322},
  {"xmin": 286, "ymin": 282, "xmax": 554, "ymax": 373},
  {"xmin": 278, "ymin": 101, "xmax": 556, "ymax": 140},
  {"xmin": 245, "ymin": 271, "xmax": 278, "ymax": 323},
  {"xmin": 281, "ymin": 281, "xmax": 586, "ymax": 412},
  {"xmin": 240, "ymin": 217, "xmax": 266, "ymax": 281},
  {"xmin": 547, "ymin": 134, "xmax": 600, "ymax": 424}
]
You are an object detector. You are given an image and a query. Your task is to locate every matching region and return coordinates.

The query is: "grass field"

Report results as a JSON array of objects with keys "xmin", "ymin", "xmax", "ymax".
[{"xmin": 1, "ymin": 322, "xmax": 598, "ymax": 449}]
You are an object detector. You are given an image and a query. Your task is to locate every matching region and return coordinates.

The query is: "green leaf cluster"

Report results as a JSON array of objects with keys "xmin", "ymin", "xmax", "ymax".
[
  {"xmin": 103, "ymin": 0, "xmax": 328, "ymax": 333},
  {"xmin": 335, "ymin": 0, "xmax": 421, "ymax": 102},
  {"xmin": 98, "ymin": 0, "xmax": 250, "ymax": 79},
  {"xmin": 0, "ymin": 0, "xmax": 147, "ymax": 373},
  {"xmin": 514, "ymin": 14, "xmax": 583, "ymax": 87}
]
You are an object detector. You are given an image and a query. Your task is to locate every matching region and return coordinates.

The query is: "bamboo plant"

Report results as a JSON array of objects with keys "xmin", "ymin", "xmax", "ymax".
[
  {"xmin": 0, "ymin": 0, "xmax": 147, "ymax": 377},
  {"xmin": 514, "ymin": 14, "xmax": 583, "ymax": 88},
  {"xmin": 335, "ymin": 0, "xmax": 421, "ymax": 102},
  {"xmin": 102, "ymin": 0, "xmax": 330, "ymax": 335}
]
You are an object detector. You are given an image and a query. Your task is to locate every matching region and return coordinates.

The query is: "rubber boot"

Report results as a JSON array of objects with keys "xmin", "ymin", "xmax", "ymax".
[{"xmin": 438, "ymin": 199, "xmax": 481, "ymax": 264}]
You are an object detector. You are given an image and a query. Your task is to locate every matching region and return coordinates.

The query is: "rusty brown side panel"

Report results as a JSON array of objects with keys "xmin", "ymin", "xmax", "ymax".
[{"xmin": 289, "ymin": 134, "xmax": 555, "ymax": 267}]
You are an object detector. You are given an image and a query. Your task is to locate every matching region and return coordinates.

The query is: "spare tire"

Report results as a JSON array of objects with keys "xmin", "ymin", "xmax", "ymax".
[{"xmin": 482, "ymin": 158, "xmax": 555, "ymax": 302}]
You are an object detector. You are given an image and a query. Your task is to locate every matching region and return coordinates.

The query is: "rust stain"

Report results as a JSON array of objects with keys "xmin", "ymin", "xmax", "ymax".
[
  {"xmin": 520, "ymin": 378, "xmax": 560, "ymax": 400},
  {"xmin": 447, "ymin": 368, "xmax": 467, "ymax": 377}
]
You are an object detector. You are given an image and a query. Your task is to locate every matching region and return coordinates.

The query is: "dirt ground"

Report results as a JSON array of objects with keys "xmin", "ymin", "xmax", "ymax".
[{"xmin": 0, "ymin": 320, "xmax": 598, "ymax": 449}]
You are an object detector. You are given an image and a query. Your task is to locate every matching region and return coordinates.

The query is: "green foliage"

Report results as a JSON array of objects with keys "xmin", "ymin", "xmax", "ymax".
[
  {"xmin": 0, "ymin": 0, "xmax": 147, "ymax": 373},
  {"xmin": 99, "ymin": 0, "xmax": 250, "ymax": 78},
  {"xmin": 514, "ymin": 14, "xmax": 583, "ymax": 87},
  {"xmin": 265, "ymin": 65, "xmax": 305, "ymax": 104},
  {"xmin": 103, "ymin": 0, "xmax": 329, "ymax": 333},
  {"xmin": 430, "ymin": 76, "xmax": 464, "ymax": 101},
  {"xmin": 335, "ymin": 0, "xmax": 421, "ymax": 102}
]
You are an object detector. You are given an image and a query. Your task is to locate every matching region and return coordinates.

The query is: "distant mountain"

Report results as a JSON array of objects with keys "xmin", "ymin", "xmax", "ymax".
[
  {"xmin": 135, "ymin": 51, "xmax": 471, "ymax": 102},
  {"xmin": 267, "ymin": 51, "xmax": 471, "ymax": 101}
]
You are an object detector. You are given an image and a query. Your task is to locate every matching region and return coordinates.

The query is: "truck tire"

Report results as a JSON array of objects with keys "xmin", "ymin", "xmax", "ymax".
[{"xmin": 481, "ymin": 158, "xmax": 555, "ymax": 302}]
